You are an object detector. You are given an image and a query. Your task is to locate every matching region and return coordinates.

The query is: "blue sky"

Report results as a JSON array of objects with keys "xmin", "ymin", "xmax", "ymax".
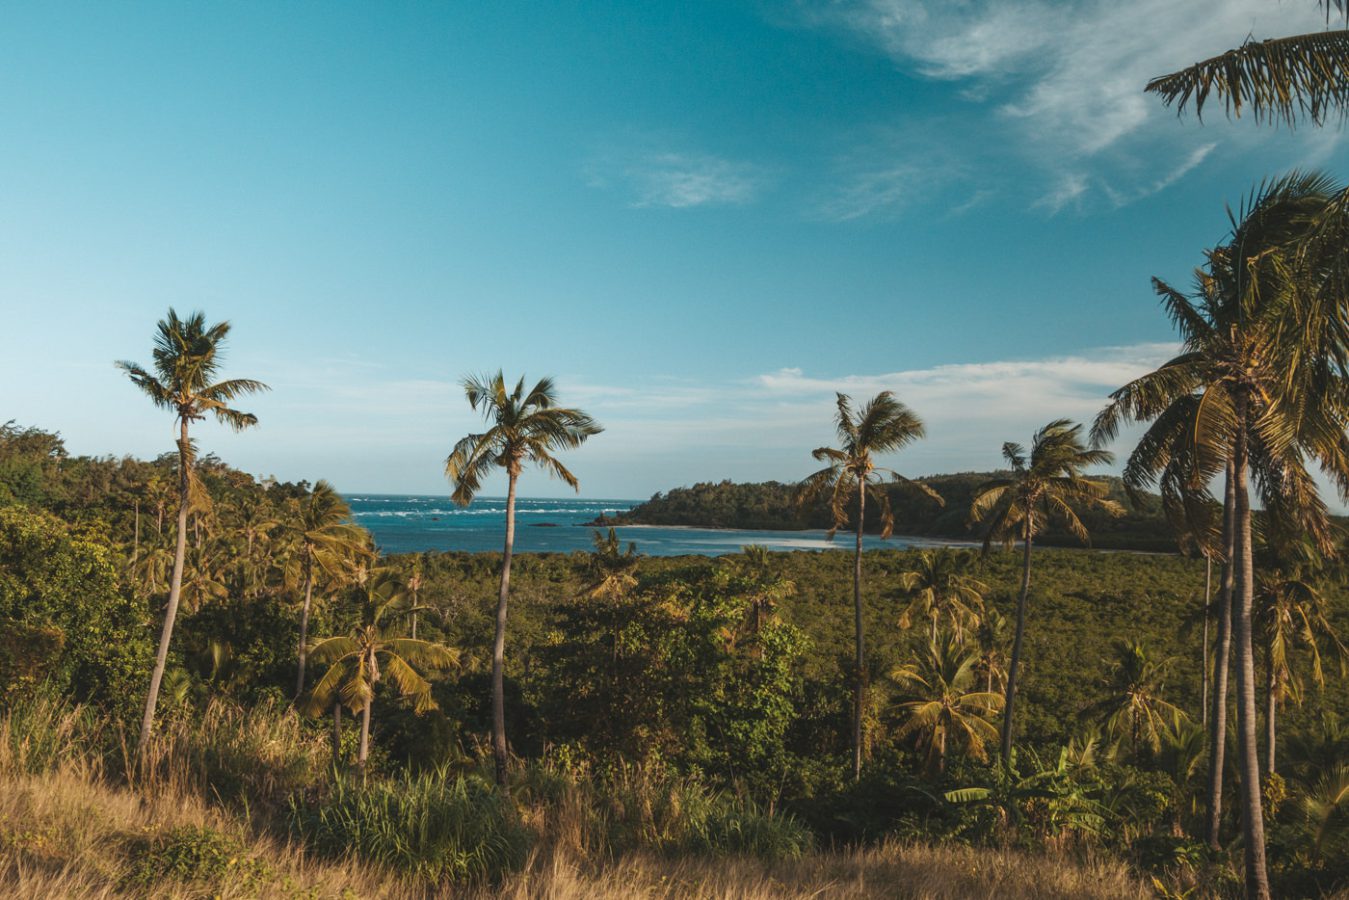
[{"xmin": 3, "ymin": 1, "xmax": 1346, "ymax": 499}]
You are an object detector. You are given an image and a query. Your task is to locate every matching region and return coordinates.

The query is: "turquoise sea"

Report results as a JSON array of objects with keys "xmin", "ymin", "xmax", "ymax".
[{"xmin": 348, "ymin": 494, "xmax": 970, "ymax": 557}]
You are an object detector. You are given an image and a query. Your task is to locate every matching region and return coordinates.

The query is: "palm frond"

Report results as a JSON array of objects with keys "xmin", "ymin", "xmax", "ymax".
[{"xmin": 1146, "ymin": 29, "xmax": 1349, "ymax": 126}]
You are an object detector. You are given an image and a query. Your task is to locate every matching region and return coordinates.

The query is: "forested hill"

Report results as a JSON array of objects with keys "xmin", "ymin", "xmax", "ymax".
[{"xmin": 602, "ymin": 474, "xmax": 1179, "ymax": 552}]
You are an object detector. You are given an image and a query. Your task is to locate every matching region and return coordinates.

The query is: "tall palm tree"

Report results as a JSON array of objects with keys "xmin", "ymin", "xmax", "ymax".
[
  {"xmin": 306, "ymin": 569, "xmax": 459, "ymax": 770},
  {"xmin": 1146, "ymin": 3, "xmax": 1349, "ymax": 126},
  {"xmin": 445, "ymin": 372, "xmax": 601, "ymax": 785},
  {"xmin": 797, "ymin": 391, "xmax": 940, "ymax": 780},
  {"xmin": 1082, "ymin": 640, "xmax": 1188, "ymax": 760},
  {"xmin": 898, "ymin": 548, "xmax": 987, "ymax": 644},
  {"xmin": 1092, "ymin": 174, "xmax": 1349, "ymax": 897},
  {"xmin": 287, "ymin": 481, "xmax": 370, "ymax": 697},
  {"xmin": 117, "ymin": 309, "xmax": 268, "ymax": 751},
  {"xmin": 889, "ymin": 631, "xmax": 1003, "ymax": 777},
  {"xmin": 969, "ymin": 419, "xmax": 1121, "ymax": 769}
]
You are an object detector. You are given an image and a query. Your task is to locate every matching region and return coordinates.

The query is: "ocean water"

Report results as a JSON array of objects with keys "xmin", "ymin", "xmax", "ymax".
[{"xmin": 348, "ymin": 494, "xmax": 970, "ymax": 557}]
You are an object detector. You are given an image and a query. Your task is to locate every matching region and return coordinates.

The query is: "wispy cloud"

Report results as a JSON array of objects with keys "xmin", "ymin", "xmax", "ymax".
[
  {"xmin": 1033, "ymin": 172, "xmax": 1088, "ymax": 214},
  {"xmin": 587, "ymin": 148, "xmax": 768, "ymax": 208},
  {"xmin": 794, "ymin": 0, "xmax": 1335, "ymax": 209}
]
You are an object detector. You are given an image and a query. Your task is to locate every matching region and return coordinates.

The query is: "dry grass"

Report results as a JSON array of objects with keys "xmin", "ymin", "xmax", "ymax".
[
  {"xmin": 488, "ymin": 842, "xmax": 1152, "ymax": 900},
  {"xmin": 0, "ymin": 697, "xmax": 1153, "ymax": 899},
  {"xmin": 0, "ymin": 765, "xmax": 1150, "ymax": 899}
]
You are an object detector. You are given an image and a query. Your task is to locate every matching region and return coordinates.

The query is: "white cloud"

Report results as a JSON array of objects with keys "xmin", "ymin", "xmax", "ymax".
[
  {"xmin": 796, "ymin": 0, "xmax": 1336, "ymax": 209},
  {"xmin": 588, "ymin": 149, "xmax": 767, "ymax": 208}
]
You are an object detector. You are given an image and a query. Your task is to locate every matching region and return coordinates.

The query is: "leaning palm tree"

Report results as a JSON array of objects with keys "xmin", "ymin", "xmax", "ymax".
[
  {"xmin": 117, "ymin": 309, "xmax": 268, "ymax": 751},
  {"xmin": 797, "ymin": 391, "xmax": 940, "ymax": 780},
  {"xmin": 306, "ymin": 569, "xmax": 459, "ymax": 770},
  {"xmin": 287, "ymin": 481, "xmax": 371, "ymax": 697},
  {"xmin": 898, "ymin": 548, "xmax": 987, "ymax": 644},
  {"xmin": 889, "ymin": 631, "xmax": 1004, "ymax": 778},
  {"xmin": 969, "ymin": 419, "xmax": 1122, "ymax": 769},
  {"xmin": 445, "ymin": 372, "xmax": 601, "ymax": 785},
  {"xmin": 1146, "ymin": 3, "xmax": 1349, "ymax": 127},
  {"xmin": 1082, "ymin": 640, "xmax": 1188, "ymax": 760}
]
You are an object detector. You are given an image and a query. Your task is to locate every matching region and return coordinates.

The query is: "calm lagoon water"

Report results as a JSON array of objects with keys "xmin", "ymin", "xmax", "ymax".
[{"xmin": 349, "ymin": 494, "xmax": 969, "ymax": 557}]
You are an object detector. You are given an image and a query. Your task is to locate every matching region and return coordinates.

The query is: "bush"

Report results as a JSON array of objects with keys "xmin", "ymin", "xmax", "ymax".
[
  {"xmin": 290, "ymin": 769, "xmax": 530, "ymax": 885},
  {"xmin": 516, "ymin": 757, "xmax": 811, "ymax": 862},
  {"xmin": 125, "ymin": 824, "xmax": 271, "ymax": 889},
  {"xmin": 680, "ymin": 791, "xmax": 813, "ymax": 860}
]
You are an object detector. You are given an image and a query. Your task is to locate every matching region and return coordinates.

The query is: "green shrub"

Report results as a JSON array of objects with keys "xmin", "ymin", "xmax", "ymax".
[
  {"xmin": 680, "ymin": 792, "xmax": 812, "ymax": 860},
  {"xmin": 126, "ymin": 824, "xmax": 271, "ymax": 889},
  {"xmin": 290, "ymin": 769, "xmax": 530, "ymax": 885}
]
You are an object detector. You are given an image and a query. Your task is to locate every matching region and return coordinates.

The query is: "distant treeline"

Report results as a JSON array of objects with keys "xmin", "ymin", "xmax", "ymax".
[{"xmin": 602, "ymin": 474, "xmax": 1181, "ymax": 552}]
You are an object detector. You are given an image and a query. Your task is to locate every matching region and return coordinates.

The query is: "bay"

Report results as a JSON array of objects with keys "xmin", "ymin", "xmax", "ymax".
[{"xmin": 349, "ymin": 494, "xmax": 971, "ymax": 557}]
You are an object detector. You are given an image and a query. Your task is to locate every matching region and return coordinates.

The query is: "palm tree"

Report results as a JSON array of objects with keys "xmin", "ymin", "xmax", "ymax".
[
  {"xmin": 889, "ymin": 631, "xmax": 1003, "ymax": 777},
  {"xmin": 898, "ymin": 548, "xmax": 987, "ymax": 644},
  {"xmin": 720, "ymin": 545, "xmax": 795, "ymax": 654},
  {"xmin": 1146, "ymin": 3, "xmax": 1349, "ymax": 126},
  {"xmin": 973, "ymin": 607, "xmax": 1010, "ymax": 694},
  {"xmin": 1156, "ymin": 715, "xmax": 1209, "ymax": 836},
  {"xmin": 445, "ymin": 372, "xmax": 601, "ymax": 785},
  {"xmin": 1091, "ymin": 174, "xmax": 1349, "ymax": 896},
  {"xmin": 1082, "ymin": 640, "xmax": 1188, "ymax": 760},
  {"xmin": 1255, "ymin": 559, "xmax": 1346, "ymax": 776},
  {"xmin": 306, "ymin": 569, "xmax": 459, "ymax": 770},
  {"xmin": 584, "ymin": 527, "xmax": 639, "ymax": 602},
  {"xmin": 287, "ymin": 481, "xmax": 370, "ymax": 697},
  {"xmin": 117, "ymin": 309, "xmax": 268, "ymax": 751},
  {"xmin": 969, "ymin": 419, "xmax": 1121, "ymax": 769},
  {"xmin": 230, "ymin": 502, "xmax": 278, "ymax": 600},
  {"xmin": 797, "ymin": 391, "xmax": 940, "ymax": 780}
]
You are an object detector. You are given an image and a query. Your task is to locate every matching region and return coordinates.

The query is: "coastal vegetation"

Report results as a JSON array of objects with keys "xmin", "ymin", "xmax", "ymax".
[{"xmin": 4, "ymin": 149, "xmax": 1349, "ymax": 898}]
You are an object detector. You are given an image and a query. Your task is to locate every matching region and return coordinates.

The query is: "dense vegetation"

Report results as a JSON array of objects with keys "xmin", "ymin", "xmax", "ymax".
[
  {"xmin": 605, "ymin": 474, "xmax": 1182, "ymax": 552},
  {"xmin": 4, "ymin": 417, "xmax": 1349, "ymax": 897}
]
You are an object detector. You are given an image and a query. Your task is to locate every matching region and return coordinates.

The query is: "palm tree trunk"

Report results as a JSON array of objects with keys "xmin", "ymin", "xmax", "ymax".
[
  {"xmin": 1000, "ymin": 520, "xmax": 1033, "ymax": 768},
  {"xmin": 296, "ymin": 550, "xmax": 314, "ymax": 698},
  {"xmin": 332, "ymin": 703, "xmax": 342, "ymax": 768},
  {"xmin": 358, "ymin": 698, "xmax": 372, "ymax": 772},
  {"xmin": 851, "ymin": 482, "xmax": 866, "ymax": 782},
  {"xmin": 1202, "ymin": 554, "xmax": 1211, "ymax": 726},
  {"xmin": 492, "ymin": 471, "xmax": 519, "ymax": 786},
  {"xmin": 1206, "ymin": 460, "xmax": 1236, "ymax": 850},
  {"xmin": 137, "ymin": 418, "xmax": 191, "ymax": 753},
  {"xmin": 1265, "ymin": 659, "xmax": 1277, "ymax": 778},
  {"xmin": 1232, "ymin": 411, "xmax": 1270, "ymax": 900}
]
